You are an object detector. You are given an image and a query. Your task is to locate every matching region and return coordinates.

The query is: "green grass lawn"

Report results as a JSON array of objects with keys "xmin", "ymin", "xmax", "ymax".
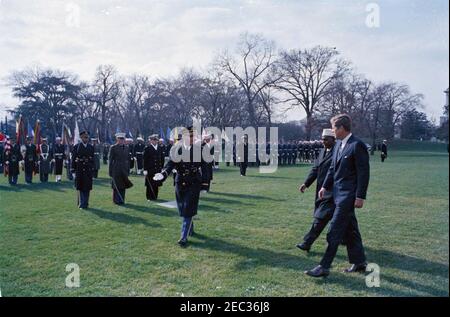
[{"xmin": 0, "ymin": 150, "xmax": 448, "ymax": 297}]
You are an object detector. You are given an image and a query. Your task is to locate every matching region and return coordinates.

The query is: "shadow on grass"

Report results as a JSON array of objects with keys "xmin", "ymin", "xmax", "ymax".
[
  {"xmin": 308, "ymin": 246, "xmax": 449, "ymax": 296},
  {"xmin": 246, "ymin": 174, "xmax": 292, "ymax": 180},
  {"xmin": 190, "ymin": 235, "xmax": 317, "ymax": 271},
  {"xmin": 121, "ymin": 203, "xmax": 178, "ymax": 217},
  {"xmin": 208, "ymin": 191, "xmax": 284, "ymax": 202},
  {"xmin": 85, "ymin": 208, "xmax": 161, "ymax": 227},
  {"xmin": 201, "ymin": 196, "xmax": 254, "ymax": 206},
  {"xmin": 198, "ymin": 203, "xmax": 233, "ymax": 213},
  {"xmin": 0, "ymin": 177, "xmax": 112, "ymax": 192}
]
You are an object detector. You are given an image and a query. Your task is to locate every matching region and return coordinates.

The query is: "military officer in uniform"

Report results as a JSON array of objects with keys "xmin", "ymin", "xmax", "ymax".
[
  {"xmin": 102, "ymin": 143, "xmax": 110, "ymax": 165},
  {"xmin": 4, "ymin": 138, "xmax": 22, "ymax": 185},
  {"xmin": 297, "ymin": 129, "xmax": 336, "ymax": 252},
  {"xmin": 92, "ymin": 138, "xmax": 101, "ymax": 178},
  {"xmin": 71, "ymin": 131, "xmax": 95, "ymax": 209},
  {"xmin": 39, "ymin": 138, "xmax": 52, "ymax": 183},
  {"xmin": 52, "ymin": 137, "xmax": 65, "ymax": 182},
  {"xmin": 143, "ymin": 134, "xmax": 165, "ymax": 200},
  {"xmin": 201, "ymin": 133, "xmax": 214, "ymax": 192},
  {"xmin": 66, "ymin": 141, "xmax": 74, "ymax": 181},
  {"xmin": 109, "ymin": 133, "xmax": 134, "ymax": 205},
  {"xmin": 381, "ymin": 140, "xmax": 388, "ymax": 162},
  {"xmin": 24, "ymin": 136, "xmax": 38, "ymax": 184},
  {"xmin": 126, "ymin": 138, "xmax": 135, "ymax": 175},
  {"xmin": 238, "ymin": 136, "xmax": 249, "ymax": 176},
  {"xmin": 134, "ymin": 137, "xmax": 146, "ymax": 175},
  {"xmin": 153, "ymin": 127, "xmax": 206, "ymax": 247}
]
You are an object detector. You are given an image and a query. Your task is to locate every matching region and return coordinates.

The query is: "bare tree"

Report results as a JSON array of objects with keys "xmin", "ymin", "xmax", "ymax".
[
  {"xmin": 91, "ymin": 65, "xmax": 121, "ymax": 141},
  {"xmin": 218, "ymin": 32, "xmax": 280, "ymax": 126},
  {"xmin": 274, "ymin": 46, "xmax": 349, "ymax": 139}
]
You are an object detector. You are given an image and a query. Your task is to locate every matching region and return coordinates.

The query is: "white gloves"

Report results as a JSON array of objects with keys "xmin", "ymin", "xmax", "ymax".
[
  {"xmin": 153, "ymin": 173, "xmax": 164, "ymax": 181},
  {"xmin": 143, "ymin": 170, "xmax": 148, "ymax": 176},
  {"xmin": 72, "ymin": 173, "xmax": 76, "ymax": 179}
]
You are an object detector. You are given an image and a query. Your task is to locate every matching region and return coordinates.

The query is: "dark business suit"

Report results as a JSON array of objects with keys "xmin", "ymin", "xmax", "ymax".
[
  {"xmin": 302, "ymin": 145, "xmax": 336, "ymax": 247},
  {"xmin": 320, "ymin": 135, "xmax": 370, "ymax": 269}
]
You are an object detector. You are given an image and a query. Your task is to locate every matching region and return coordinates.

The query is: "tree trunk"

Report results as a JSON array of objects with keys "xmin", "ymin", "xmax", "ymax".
[{"xmin": 306, "ymin": 113, "xmax": 313, "ymax": 141}]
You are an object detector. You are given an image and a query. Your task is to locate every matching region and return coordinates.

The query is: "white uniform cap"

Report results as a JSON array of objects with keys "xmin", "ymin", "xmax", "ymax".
[{"xmin": 322, "ymin": 129, "xmax": 335, "ymax": 138}]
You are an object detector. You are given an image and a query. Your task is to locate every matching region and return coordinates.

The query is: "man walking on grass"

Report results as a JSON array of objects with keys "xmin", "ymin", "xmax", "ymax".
[{"xmin": 305, "ymin": 114, "xmax": 370, "ymax": 278}]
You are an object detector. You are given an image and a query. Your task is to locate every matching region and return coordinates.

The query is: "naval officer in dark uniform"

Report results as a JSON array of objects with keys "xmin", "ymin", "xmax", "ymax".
[
  {"xmin": 297, "ymin": 129, "xmax": 336, "ymax": 252},
  {"xmin": 201, "ymin": 133, "xmax": 214, "ymax": 192},
  {"xmin": 153, "ymin": 126, "xmax": 206, "ymax": 247},
  {"xmin": 143, "ymin": 134, "xmax": 165, "ymax": 201},
  {"xmin": 52, "ymin": 137, "xmax": 66, "ymax": 182},
  {"xmin": 109, "ymin": 133, "xmax": 134, "ymax": 205},
  {"xmin": 71, "ymin": 131, "xmax": 95, "ymax": 209}
]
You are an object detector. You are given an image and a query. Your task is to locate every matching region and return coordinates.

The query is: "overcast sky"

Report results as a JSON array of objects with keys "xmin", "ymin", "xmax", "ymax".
[{"xmin": 0, "ymin": 0, "xmax": 448, "ymax": 122}]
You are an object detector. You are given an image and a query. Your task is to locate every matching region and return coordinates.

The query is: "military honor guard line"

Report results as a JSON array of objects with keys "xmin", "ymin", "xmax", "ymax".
[{"xmin": 1, "ymin": 113, "xmax": 376, "ymax": 277}]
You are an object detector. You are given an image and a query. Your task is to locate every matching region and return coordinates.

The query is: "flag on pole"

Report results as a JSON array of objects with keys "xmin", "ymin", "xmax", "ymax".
[
  {"xmin": 61, "ymin": 123, "xmax": 72, "ymax": 145},
  {"xmin": 4, "ymin": 116, "xmax": 8, "ymax": 135},
  {"xmin": 160, "ymin": 127, "xmax": 165, "ymax": 140},
  {"xmin": 166, "ymin": 127, "xmax": 171, "ymax": 141},
  {"xmin": 16, "ymin": 115, "xmax": 26, "ymax": 145},
  {"xmin": 73, "ymin": 121, "xmax": 80, "ymax": 144},
  {"xmin": 34, "ymin": 120, "xmax": 41, "ymax": 154},
  {"xmin": 27, "ymin": 122, "xmax": 34, "ymax": 139}
]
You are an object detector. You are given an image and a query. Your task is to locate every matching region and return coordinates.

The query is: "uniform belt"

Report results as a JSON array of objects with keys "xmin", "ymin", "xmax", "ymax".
[{"xmin": 135, "ymin": 152, "xmax": 143, "ymax": 154}]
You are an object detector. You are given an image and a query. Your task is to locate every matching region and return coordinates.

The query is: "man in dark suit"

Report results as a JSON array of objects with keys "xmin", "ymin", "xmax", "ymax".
[
  {"xmin": 306, "ymin": 114, "xmax": 370, "ymax": 277},
  {"xmin": 381, "ymin": 140, "xmax": 388, "ymax": 162},
  {"xmin": 109, "ymin": 133, "xmax": 134, "ymax": 205},
  {"xmin": 153, "ymin": 126, "xmax": 206, "ymax": 247},
  {"xmin": 297, "ymin": 129, "xmax": 336, "ymax": 252},
  {"xmin": 143, "ymin": 134, "xmax": 165, "ymax": 201},
  {"xmin": 71, "ymin": 131, "xmax": 95, "ymax": 209}
]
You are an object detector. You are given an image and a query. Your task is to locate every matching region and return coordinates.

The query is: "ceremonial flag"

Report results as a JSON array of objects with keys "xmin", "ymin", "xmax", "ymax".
[
  {"xmin": 4, "ymin": 116, "xmax": 8, "ymax": 135},
  {"xmin": 166, "ymin": 127, "xmax": 171, "ymax": 141},
  {"xmin": 61, "ymin": 123, "xmax": 72, "ymax": 145},
  {"xmin": 0, "ymin": 132, "xmax": 5, "ymax": 143},
  {"xmin": 126, "ymin": 130, "xmax": 133, "ymax": 139},
  {"xmin": 73, "ymin": 121, "xmax": 80, "ymax": 144},
  {"xmin": 27, "ymin": 122, "xmax": 34, "ymax": 139},
  {"xmin": 16, "ymin": 115, "xmax": 26, "ymax": 145},
  {"xmin": 160, "ymin": 127, "xmax": 165, "ymax": 140},
  {"xmin": 34, "ymin": 120, "xmax": 41, "ymax": 153}
]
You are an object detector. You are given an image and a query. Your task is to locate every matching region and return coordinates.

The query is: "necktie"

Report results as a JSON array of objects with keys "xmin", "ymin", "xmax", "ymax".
[{"xmin": 338, "ymin": 144, "xmax": 344, "ymax": 159}]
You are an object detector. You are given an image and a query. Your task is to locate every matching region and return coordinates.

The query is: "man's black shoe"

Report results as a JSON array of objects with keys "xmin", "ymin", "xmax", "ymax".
[
  {"xmin": 296, "ymin": 243, "xmax": 310, "ymax": 252},
  {"xmin": 305, "ymin": 265, "xmax": 330, "ymax": 278},
  {"xmin": 343, "ymin": 263, "xmax": 367, "ymax": 273}
]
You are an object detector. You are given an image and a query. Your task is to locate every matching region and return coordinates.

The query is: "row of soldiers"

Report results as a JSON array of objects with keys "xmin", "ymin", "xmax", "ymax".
[
  {"xmin": 0, "ymin": 135, "xmax": 104, "ymax": 185},
  {"xmin": 72, "ymin": 130, "xmax": 213, "ymax": 247}
]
